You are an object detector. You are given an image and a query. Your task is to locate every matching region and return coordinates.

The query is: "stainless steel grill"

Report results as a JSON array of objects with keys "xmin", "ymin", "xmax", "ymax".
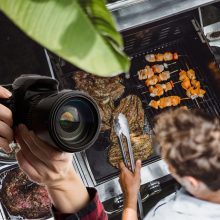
[
  {"xmin": 128, "ymin": 39, "xmax": 220, "ymax": 128},
  {"xmin": 47, "ymin": 7, "xmax": 220, "ymax": 211}
]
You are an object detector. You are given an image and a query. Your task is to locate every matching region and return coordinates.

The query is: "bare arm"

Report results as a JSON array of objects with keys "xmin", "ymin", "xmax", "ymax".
[
  {"xmin": 0, "ymin": 85, "xmax": 90, "ymax": 213},
  {"xmin": 15, "ymin": 124, "xmax": 90, "ymax": 213},
  {"xmin": 119, "ymin": 160, "xmax": 142, "ymax": 220}
]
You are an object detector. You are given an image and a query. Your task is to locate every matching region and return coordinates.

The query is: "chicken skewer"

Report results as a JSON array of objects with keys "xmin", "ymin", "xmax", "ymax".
[
  {"xmin": 145, "ymin": 70, "xmax": 178, "ymax": 86},
  {"xmin": 149, "ymin": 96, "xmax": 190, "ymax": 109},
  {"xmin": 145, "ymin": 52, "xmax": 180, "ymax": 62},
  {"xmin": 148, "ymin": 80, "xmax": 174, "ymax": 97},
  {"xmin": 179, "ymin": 69, "xmax": 206, "ymax": 99},
  {"xmin": 138, "ymin": 62, "xmax": 176, "ymax": 80}
]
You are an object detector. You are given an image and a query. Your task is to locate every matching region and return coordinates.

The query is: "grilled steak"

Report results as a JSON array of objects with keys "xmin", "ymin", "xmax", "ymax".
[
  {"xmin": 73, "ymin": 71, "xmax": 125, "ymax": 131},
  {"xmin": 109, "ymin": 133, "xmax": 153, "ymax": 168},
  {"xmin": 1, "ymin": 168, "xmax": 52, "ymax": 219},
  {"xmin": 112, "ymin": 95, "xmax": 145, "ymax": 136},
  {"xmin": 109, "ymin": 95, "xmax": 153, "ymax": 168}
]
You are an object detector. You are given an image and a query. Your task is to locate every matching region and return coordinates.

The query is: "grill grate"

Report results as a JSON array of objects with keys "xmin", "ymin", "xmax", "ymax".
[
  {"xmin": 85, "ymin": 38, "xmax": 220, "ymax": 183},
  {"xmin": 50, "ymin": 19, "xmax": 220, "ymax": 183},
  {"xmin": 128, "ymin": 39, "xmax": 220, "ymax": 128},
  {"xmin": 64, "ymin": 38, "xmax": 220, "ymax": 183}
]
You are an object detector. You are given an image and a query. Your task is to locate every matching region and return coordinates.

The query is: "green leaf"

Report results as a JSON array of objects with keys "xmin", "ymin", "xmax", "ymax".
[{"xmin": 0, "ymin": 0, "xmax": 130, "ymax": 77}]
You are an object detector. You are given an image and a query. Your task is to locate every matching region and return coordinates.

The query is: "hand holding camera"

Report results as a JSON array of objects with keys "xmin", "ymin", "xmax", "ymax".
[
  {"xmin": 15, "ymin": 124, "xmax": 75, "ymax": 188},
  {"xmin": 0, "ymin": 86, "xmax": 13, "ymax": 153},
  {"xmin": 0, "ymin": 79, "xmax": 91, "ymax": 213}
]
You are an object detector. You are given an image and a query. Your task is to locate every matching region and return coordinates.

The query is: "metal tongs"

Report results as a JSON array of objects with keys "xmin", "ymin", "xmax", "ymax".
[{"xmin": 114, "ymin": 113, "xmax": 144, "ymax": 219}]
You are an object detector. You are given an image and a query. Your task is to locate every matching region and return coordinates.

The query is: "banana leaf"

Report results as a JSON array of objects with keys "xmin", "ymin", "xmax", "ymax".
[{"xmin": 0, "ymin": 0, "xmax": 130, "ymax": 77}]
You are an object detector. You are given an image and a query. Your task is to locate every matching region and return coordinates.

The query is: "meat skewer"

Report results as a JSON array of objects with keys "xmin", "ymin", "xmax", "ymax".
[
  {"xmin": 145, "ymin": 70, "xmax": 178, "ymax": 86},
  {"xmin": 138, "ymin": 62, "xmax": 176, "ymax": 80},
  {"xmin": 149, "ymin": 80, "xmax": 174, "ymax": 97},
  {"xmin": 179, "ymin": 69, "xmax": 206, "ymax": 99},
  {"xmin": 145, "ymin": 52, "xmax": 179, "ymax": 62},
  {"xmin": 138, "ymin": 66, "xmax": 154, "ymax": 80},
  {"xmin": 149, "ymin": 96, "xmax": 189, "ymax": 109}
]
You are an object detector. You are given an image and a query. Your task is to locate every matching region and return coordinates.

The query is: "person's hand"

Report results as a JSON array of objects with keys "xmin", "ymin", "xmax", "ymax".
[
  {"xmin": 15, "ymin": 124, "xmax": 74, "ymax": 187},
  {"xmin": 119, "ymin": 160, "xmax": 142, "ymax": 209},
  {"xmin": 0, "ymin": 86, "xmax": 13, "ymax": 153},
  {"xmin": 15, "ymin": 124, "xmax": 90, "ymax": 213}
]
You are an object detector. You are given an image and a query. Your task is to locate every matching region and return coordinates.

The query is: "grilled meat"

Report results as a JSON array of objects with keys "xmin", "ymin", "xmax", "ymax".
[
  {"xmin": 145, "ymin": 52, "xmax": 179, "ymax": 62},
  {"xmin": 113, "ymin": 95, "xmax": 145, "ymax": 134},
  {"xmin": 108, "ymin": 133, "xmax": 153, "ymax": 168},
  {"xmin": 73, "ymin": 71, "xmax": 125, "ymax": 101},
  {"xmin": 187, "ymin": 69, "xmax": 196, "ymax": 80},
  {"xmin": 178, "ymin": 69, "xmax": 206, "ymax": 99},
  {"xmin": 145, "ymin": 71, "xmax": 171, "ymax": 87},
  {"xmin": 145, "ymin": 54, "xmax": 156, "ymax": 62},
  {"xmin": 151, "ymin": 64, "xmax": 165, "ymax": 73},
  {"xmin": 181, "ymin": 78, "xmax": 191, "ymax": 90},
  {"xmin": 138, "ymin": 66, "xmax": 154, "ymax": 80},
  {"xmin": 98, "ymin": 100, "xmax": 114, "ymax": 130},
  {"xmin": 73, "ymin": 71, "xmax": 125, "ymax": 131},
  {"xmin": 149, "ymin": 80, "xmax": 174, "ymax": 97},
  {"xmin": 149, "ymin": 96, "xmax": 181, "ymax": 109},
  {"xmin": 1, "ymin": 168, "xmax": 51, "ymax": 219},
  {"xmin": 164, "ymin": 52, "xmax": 174, "ymax": 61},
  {"xmin": 109, "ymin": 95, "xmax": 153, "ymax": 168}
]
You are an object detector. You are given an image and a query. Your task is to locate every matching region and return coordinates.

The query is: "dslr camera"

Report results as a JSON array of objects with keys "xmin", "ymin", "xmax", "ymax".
[{"xmin": 0, "ymin": 75, "xmax": 101, "ymax": 152}]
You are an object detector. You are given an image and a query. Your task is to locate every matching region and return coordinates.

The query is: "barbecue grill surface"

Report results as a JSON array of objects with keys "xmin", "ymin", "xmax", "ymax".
[{"xmin": 50, "ymin": 14, "xmax": 220, "ymax": 183}]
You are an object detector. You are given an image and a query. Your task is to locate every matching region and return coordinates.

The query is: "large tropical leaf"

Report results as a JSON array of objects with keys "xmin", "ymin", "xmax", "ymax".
[{"xmin": 0, "ymin": 0, "xmax": 130, "ymax": 77}]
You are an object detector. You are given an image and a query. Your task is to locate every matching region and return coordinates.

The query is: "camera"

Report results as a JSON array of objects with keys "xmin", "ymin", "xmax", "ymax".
[{"xmin": 0, "ymin": 75, "xmax": 101, "ymax": 152}]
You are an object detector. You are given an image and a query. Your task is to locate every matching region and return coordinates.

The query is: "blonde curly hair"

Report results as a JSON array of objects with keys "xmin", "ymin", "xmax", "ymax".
[{"xmin": 154, "ymin": 108, "xmax": 220, "ymax": 191}]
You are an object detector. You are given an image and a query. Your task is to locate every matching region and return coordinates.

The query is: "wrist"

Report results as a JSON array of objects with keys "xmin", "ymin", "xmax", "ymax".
[
  {"xmin": 124, "ymin": 195, "xmax": 138, "ymax": 209},
  {"xmin": 45, "ymin": 169, "xmax": 90, "ymax": 213},
  {"xmin": 45, "ymin": 168, "xmax": 79, "ymax": 190}
]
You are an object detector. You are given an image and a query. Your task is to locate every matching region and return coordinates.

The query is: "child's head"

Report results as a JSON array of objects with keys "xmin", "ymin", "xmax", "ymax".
[{"xmin": 154, "ymin": 108, "xmax": 220, "ymax": 194}]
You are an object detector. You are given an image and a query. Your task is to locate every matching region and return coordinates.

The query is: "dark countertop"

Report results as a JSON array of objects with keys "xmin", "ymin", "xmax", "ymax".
[{"xmin": 0, "ymin": 12, "xmax": 51, "ymax": 85}]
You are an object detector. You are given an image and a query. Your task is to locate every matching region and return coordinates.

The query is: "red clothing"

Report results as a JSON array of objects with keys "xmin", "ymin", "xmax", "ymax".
[{"xmin": 52, "ymin": 187, "xmax": 108, "ymax": 220}]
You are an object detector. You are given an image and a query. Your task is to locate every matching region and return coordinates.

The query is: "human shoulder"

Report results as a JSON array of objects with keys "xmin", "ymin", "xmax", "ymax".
[{"xmin": 143, "ymin": 192, "xmax": 176, "ymax": 220}]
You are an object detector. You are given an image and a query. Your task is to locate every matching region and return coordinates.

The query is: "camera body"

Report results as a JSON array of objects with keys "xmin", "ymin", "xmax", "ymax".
[{"xmin": 2, "ymin": 75, "xmax": 101, "ymax": 152}]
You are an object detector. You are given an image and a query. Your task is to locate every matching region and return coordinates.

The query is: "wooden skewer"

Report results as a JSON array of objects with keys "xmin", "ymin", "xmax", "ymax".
[
  {"xmin": 170, "ymin": 69, "xmax": 179, "ymax": 74},
  {"xmin": 181, "ymin": 97, "xmax": 191, "ymax": 101},
  {"xmin": 163, "ymin": 62, "xmax": 177, "ymax": 69}
]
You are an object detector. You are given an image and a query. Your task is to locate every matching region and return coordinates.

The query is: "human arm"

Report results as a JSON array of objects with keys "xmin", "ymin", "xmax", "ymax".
[
  {"xmin": 15, "ymin": 125, "xmax": 108, "ymax": 219},
  {"xmin": 15, "ymin": 124, "xmax": 90, "ymax": 213},
  {"xmin": 0, "ymin": 85, "xmax": 107, "ymax": 219},
  {"xmin": 0, "ymin": 86, "xmax": 13, "ymax": 153},
  {"xmin": 119, "ymin": 160, "xmax": 142, "ymax": 220}
]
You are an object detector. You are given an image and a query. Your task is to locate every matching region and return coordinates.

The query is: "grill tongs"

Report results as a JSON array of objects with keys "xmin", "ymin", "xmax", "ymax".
[{"xmin": 114, "ymin": 113, "xmax": 144, "ymax": 219}]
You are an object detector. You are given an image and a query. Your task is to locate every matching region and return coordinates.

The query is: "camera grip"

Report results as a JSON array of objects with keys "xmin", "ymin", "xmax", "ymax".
[{"xmin": 0, "ymin": 98, "xmax": 13, "ymax": 111}]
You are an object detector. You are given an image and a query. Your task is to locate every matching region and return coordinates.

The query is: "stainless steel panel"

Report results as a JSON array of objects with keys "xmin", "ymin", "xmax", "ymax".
[
  {"xmin": 109, "ymin": 0, "xmax": 220, "ymax": 31},
  {"xmin": 96, "ymin": 159, "xmax": 170, "ymax": 202}
]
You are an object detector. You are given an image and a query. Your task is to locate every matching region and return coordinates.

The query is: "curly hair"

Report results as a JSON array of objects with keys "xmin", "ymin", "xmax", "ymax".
[{"xmin": 154, "ymin": 108, "xmax": 220, "ymax": 191}]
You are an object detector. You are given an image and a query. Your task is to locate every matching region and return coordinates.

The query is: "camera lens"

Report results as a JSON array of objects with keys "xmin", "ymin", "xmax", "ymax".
[
  {"xmin": 50, "ymin": 91, "xmax": 101, "ymax": 152},
  {"xmin": 59, "ymin": 107, "xmax": 80, "ymax": 133}
]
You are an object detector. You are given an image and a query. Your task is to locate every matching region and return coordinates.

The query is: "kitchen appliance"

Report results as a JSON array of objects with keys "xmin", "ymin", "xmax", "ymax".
[{"xmin": 46, "ymin": 0, "xmax": 220, "ymax": 217}]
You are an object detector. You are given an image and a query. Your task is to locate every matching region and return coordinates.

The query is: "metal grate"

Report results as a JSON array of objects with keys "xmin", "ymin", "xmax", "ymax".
[
  {"xmin": 128, "ymin": 39, "xmax": 220, "ymax": 128},
  {"xmin": 64, "ymin": 38, "xmax": 220, "ymax": 183}
]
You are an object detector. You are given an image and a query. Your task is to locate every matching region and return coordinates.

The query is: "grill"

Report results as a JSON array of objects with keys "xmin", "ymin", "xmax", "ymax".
[
  {"xmin": 48, "ymin": 11, "xmax": 220, "ymax": 186},
  {"xmin": 129, "ymin": 39, "xmax": 220, "ymax": 122}
]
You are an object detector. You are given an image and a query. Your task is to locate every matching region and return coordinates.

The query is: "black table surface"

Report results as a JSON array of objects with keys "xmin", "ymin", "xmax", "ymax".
[{"xmin": 0, "ymin": 12, "xmax": 51, "ymax": 85}]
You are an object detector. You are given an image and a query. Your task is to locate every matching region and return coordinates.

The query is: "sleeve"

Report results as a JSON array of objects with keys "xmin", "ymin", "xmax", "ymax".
[{"xmin": 52, "ymin": 187, "xmax": 108, "ymax": 220}]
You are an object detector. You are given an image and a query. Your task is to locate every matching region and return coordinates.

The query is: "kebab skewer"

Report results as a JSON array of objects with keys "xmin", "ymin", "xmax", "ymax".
[
  {"xmin": 145, "ymin": 70, "xmax": 178, "ymax": 86},
  {"xmin": 179, "ymin": 69, "xmax": 206, "ymax": 99},
  {"xmin": 145, "ymin": 52, "xmax": 179, "ymax": 62},
  {"xmin": 149, "ymin": 96, "xmax": 189, "ymax": 109},
  {"xmin": 149, "ymin": 80, "xmax": 174, "ymax": 97},
  {"xmin": 138, "ymin": 62, "xmax": 176, "ymax": 80}
]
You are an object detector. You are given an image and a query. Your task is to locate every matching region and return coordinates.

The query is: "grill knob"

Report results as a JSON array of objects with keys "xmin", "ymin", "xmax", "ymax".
[
  {"xmin": 147, "ymin": 181, "xmax": 162, "ymax": 196},
  {"xmin": 113, "ymin": 195, "xmax": 124, "ymax": 209}
]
